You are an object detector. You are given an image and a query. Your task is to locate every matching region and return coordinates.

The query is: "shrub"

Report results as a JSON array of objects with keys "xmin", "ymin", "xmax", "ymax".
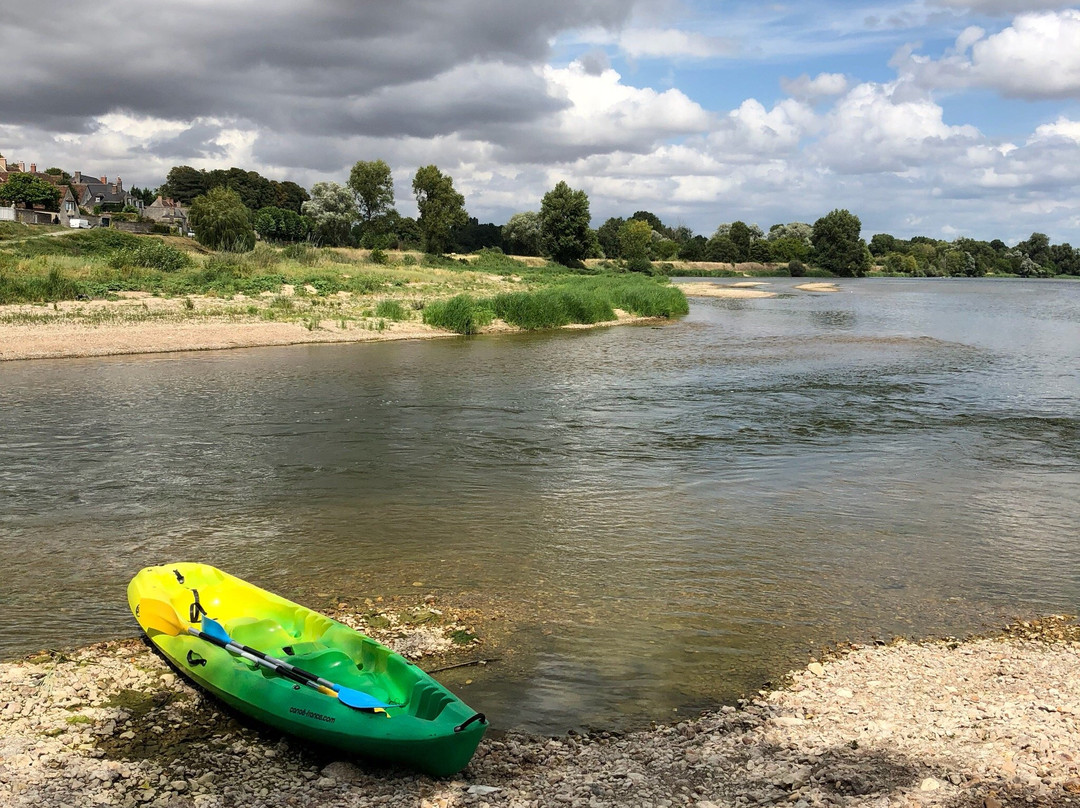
[
  {"xmin": 282, "ymin": 243, "xmax": 320, "ymax": 266},
  {"xmin": 625, "ymin": 256, "xmax": 654, "ymax": 274},
  {"xmin": 0, "ymin": 267, "xmax": 86, "ymax": 303},
  {"xmin": 421, "ymin": 294, "xmax": 493, "ymax": 334},
  {"xmin": 109, "ymin": 241, "xmax": 192, "ymax": 273},
  {"xmin": 374, "ymin": 299, "xmax": 407, "ymax": 320},
  {"xmin": 368, "ymin": 248, "xmax": 390, "ymax": 265},
  {"xmin": 788, "ymin": 260, "xmax": 807, "ymax": 278}
]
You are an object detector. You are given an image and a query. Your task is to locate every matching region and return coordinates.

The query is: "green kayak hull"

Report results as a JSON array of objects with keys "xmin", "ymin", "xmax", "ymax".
[{"xmin": 128, "ymin": 563, "xmax": 486, "ymax": 776}]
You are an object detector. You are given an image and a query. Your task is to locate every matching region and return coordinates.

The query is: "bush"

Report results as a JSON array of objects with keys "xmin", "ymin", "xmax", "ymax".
[
  {"xmin": 109, "ymin": 241, "xmax": 192, "ymax": 273},
  {"xmin": 374, "ymin": 299, "xmax": 407, "ymax": 320},
  {"xmin": 625, "ymin": 256, "xmax": 654, "ymax": 274},
  {"xmin": 421, "ymin": 294, "xmax": 493, "ymax": 334},
  {"xmin": 368, "ymin": 248, "xmax": 390, "ymax": 265},
  {"xmin": 282, "ymin": 243, "xmax": 320, "ymax": 266},
  {"xmin": 788, "ymin": 260, "xmax": 807, "ymax": 278},
  {"xmin": 0, "ymin": 267, "xmax": 87, "ymax": 303}
]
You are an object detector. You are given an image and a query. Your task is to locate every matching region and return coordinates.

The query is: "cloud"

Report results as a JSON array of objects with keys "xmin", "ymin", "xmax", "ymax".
[
  {"xmin": 0, "ymin": 0, "xmax": 638, "ymax": 137},
  {"xmin": 929, "ymin": 0, "xmax": 1078, "ymax": 15},
  {"xmin": 780, "ymin": 73, "xmax": 850, "ymax": 102},
  {"xmin": 813, "ymin": 81, "xmax": 980, "ymax": 174},
  {"xmin": 617, "ymin": 28, "xmax": 740, "ymax": 59},
  {"xmin": 902, "ymin": 10, "xmax": 1080, "ymax": 99}
]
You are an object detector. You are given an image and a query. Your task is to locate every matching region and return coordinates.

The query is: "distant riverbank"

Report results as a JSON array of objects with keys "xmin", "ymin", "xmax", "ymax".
[{"xmin": 0, "ymin": 232, "xmax": 686, "ymax": 361}]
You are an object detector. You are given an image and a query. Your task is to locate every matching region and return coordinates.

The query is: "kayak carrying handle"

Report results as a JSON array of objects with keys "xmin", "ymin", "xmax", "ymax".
[{"xmin": 454, "ymin": 713, "xmax": 486, "ymax": 733}]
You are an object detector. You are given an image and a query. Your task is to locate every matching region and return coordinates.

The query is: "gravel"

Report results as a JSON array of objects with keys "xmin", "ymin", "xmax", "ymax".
[{"xmin": 2, "ymin": 617, "xmax": 1079, "ymax": 807}]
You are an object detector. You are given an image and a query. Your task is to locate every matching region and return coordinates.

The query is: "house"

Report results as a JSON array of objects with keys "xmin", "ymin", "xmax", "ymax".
[
  {"xmin": 69, "ymin": 171, "xmax": 143, "ymax": 214},
  {"xmin": 143, "ymin": 196, "xmax": 189, "ymax": 231},
  {"xmin": 0, "ymin": 154, "xmax": 66, "ymax": 223}
]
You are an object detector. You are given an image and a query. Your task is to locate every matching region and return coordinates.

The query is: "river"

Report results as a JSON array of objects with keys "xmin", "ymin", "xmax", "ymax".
[{"xmin": 1, "ymin": 277, "xmax": 1077, "ymax": 733}]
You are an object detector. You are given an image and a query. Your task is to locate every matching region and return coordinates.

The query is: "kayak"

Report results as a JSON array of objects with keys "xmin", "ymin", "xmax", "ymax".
[{"xmin": 127, "ymin": 563, "xmax": 487, "ymax": 776}]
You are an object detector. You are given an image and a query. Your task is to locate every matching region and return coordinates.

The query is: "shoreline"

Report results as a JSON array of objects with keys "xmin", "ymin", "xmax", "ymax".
[
  {"xmin": 0, "ymin": 297, "xmax": 662, "ymax": 363},
  {"xmin": 3, "ymin": 616, "xmax": 1078, "ymax": 807}
]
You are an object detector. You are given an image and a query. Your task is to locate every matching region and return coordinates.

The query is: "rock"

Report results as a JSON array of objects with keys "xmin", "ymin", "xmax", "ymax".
[
  {"xmin": 467, "ymin": 785, "xmax": 501, "ymax": 796},
  {"xmin": 320, "ymin": 761, "xmax": 362, "ymax": 783},
  {"xmin": 170, "ymin": 780, "xmax": 188, "ymax": 792},
  {"xmin": 983, "ymin": 796, "xmax": 1003, "ymax": 808},
  {"xmin": 807, "ymin": 663, "xmax": 825, "ymax": 677},
  {"xmin": 920, "ymin": 777, "xmax": 940, "ymax": 791}
]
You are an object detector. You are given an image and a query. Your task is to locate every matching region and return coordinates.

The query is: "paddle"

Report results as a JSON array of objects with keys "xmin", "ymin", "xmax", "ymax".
[{"xmin": 137, "ymin": 598, "xmax": 391, "ymax": 712}]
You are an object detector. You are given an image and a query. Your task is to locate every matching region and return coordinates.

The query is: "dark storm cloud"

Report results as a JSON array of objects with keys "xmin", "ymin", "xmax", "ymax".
[{"xmin": 0, "ymin": 0, "xmax": 636, "ymax": 142}]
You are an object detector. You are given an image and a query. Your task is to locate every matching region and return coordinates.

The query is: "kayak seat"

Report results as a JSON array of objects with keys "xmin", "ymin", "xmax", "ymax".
[{"xmin": 227, "ymin": 618, "xmax": 299, "ymax": 655}]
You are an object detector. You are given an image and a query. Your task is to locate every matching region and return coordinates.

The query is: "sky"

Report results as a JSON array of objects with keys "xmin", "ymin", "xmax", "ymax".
[{"xmin": 3, "ymin": 1, "xmax": 1080, "ymax": 244}]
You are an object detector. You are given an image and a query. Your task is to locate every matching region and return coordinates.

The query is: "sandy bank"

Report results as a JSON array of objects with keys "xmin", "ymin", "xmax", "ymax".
[
  {"xmin": 0, "ymin": 298, "xmax": 658, "ymax": 362},
  {"xmin": 795, "ymin": 282, "xmax": 841, "ymax": 293},
  {"xmin": 3, "ymin": 617, "xmax": 1078, "ymax": 807},
  {"xmin": 677, "ymin": 282, "xmax": 778, "ymax": 299}
]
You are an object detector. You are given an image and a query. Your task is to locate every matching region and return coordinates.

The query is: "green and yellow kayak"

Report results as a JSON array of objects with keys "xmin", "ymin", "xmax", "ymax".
[{"xmin": 128, "ymin": 563, "xmax": 487, "ymax": 776}]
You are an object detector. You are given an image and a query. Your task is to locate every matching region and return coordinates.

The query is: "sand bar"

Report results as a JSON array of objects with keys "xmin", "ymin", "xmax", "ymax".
[
  {"xmin": 676, "ymin": 282, "xmax": 778, "ymax": 299},
  {"xmin": 795, "ymin": 282, "xmax": 841, "ymax": 292},
  {"xmin": 0, "ymin": 297, "xmax": 659, "ymax": 362}
]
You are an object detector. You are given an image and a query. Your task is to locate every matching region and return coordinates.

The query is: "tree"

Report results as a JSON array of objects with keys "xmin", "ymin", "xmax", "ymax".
[
  {"xmin": 0, "ymin": 173, "xmax": 62, "ymax": 209},
  {"xmin": 769, "ymin": 236, "xmax": 811, "ymax": 263},
  {"xmin": 44, "ymin": 167, "xmax": 72, "ymax": 184},
  {"xmin": 253, "ymin": 206, "xmax": 311, "ymax": 243},
  {"xmin": 678, "ymin": 235, "xmax": 708, "ymax": 261},
  {"xmin": 129, "ymin": 186, "xmax": 156, "ymax": 206},
  {"xmin": 158, "ymin": 166, "xmax": 209, "ymax": 204},
  {"xmin": 302, "ymin": 182, "xmax": 356, "ymax": 247},
  {"xmin": 412, "ymin": 165, "xmax": 467, "ymax": 254},
  {"xmin": 619, "ymin": 219, "xmax": 653, "ymax": 270},
  {"xmin": 728, "ymin": 221, "xmax": 753, "ymax": 262},
  {"xmin": 502, "ymin": 211, "xmax": 543, "ymax": 256},
  {"xmin": 811, "ymin": 209, "xmax": 870, "ymax": 276},
  {"xmin": 704, "ymin": 235, "xmax": 740, "ymax": 263},
  {"xmin": 596, "ymin": 216, "xmax": 625, "ymax": 259},
  {"xmin": 869, "ymin": 233, "xmax": 898, "ymax": 256},
  {"xmin": 188, "ymin": 187, "xmax": 255, "ymax": 251},
  {"xmin": 271, "ymin": 181, "xmax": 309, "ymax": 214},
  {"xmin": 630, "ymin": 210, "xmax": 668, "ymax": 237},
  {"xmin": 348, "ymin": 160, "xmax": 395, "ymax": 226},
  {"xmin": 539, "ymin": 180, "xmax": 592, "ymax": 266}
]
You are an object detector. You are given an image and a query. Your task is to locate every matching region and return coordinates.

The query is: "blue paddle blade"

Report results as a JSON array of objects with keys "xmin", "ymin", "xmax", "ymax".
[
  {"xmin": 335, "ymin": 686, "xmax": 393, "ymax": 711},
  {"xmin": 201, "ymin": 617, "xmax": 232, "ymax": 644}
]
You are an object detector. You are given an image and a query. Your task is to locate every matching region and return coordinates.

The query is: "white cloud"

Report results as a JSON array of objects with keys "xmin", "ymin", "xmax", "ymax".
[
  {"xmin": 904, "ymin": 10, "xmax": 1080, "ymax": 99},
  {"xmin": 780, "ymin": 72, "xmax": 850, "ymax": 102},
  {"xmin": 1030, "ymin": 117, "xmax": 1080, "ymax": 144},
  {"xmin": 617, "ymin": 27, "xmax": 739, "ymax": 59},
  {"xmin": 814, "ymin": 81, "xmax": 980, "ymax": 173}
]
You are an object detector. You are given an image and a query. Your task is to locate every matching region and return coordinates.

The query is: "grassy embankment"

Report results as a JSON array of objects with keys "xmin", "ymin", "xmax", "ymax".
[{"xmin": 0, "ymin": 228, "xmax": 687, "ymax": 333}]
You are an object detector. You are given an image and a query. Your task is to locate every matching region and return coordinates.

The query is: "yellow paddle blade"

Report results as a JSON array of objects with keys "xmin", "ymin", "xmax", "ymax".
[{"xmin": 138, "ymin": 598, "xmax": 187, "ymax": 636}]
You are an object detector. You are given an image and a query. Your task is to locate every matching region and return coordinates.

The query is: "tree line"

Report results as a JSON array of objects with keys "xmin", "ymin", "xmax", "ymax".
[{"xmin": 7, "ymin": 156, "xmax": 1076, "ymax": 277}]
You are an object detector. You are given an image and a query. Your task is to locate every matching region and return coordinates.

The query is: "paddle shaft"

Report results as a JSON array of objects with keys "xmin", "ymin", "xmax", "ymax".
[
  {"xmin": 213, "ymin": 635, "xmax": 340, "ymax": 694},
  {"xmin": 186, "ymin": 628, "xmax": 335, "ymax": 696}
]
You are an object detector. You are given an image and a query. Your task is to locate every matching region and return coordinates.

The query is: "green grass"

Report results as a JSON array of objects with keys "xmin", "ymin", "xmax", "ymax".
[
  {"xmin": 0, "ymin": 266, "xmax": 87, "ymax": 303},
  {"xmin": 423, "ymin": 274, "xmax": 688, "ymax": 334},
  {"xmin": 10, "ymin": 229, "xmax": 142, "ymax": 258},
  {"xmin": 374, "ymin": 299, "xmax": 408, "ymax": 320},
  {"xmin": 422, "ymin": 294, "xmax": 494, "ymax": 334}
]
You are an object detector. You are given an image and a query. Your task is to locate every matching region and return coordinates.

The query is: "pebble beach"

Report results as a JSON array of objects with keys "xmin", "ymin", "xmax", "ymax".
[{"xmin": 2, "ymin": 616, "xmax": 1079, "ymax": 808}]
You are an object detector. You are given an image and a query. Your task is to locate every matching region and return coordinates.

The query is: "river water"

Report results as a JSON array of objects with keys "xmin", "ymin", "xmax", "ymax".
[{"xmin": 1, "ymin": 278, "xmax": 1078, "ymax": 733}]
